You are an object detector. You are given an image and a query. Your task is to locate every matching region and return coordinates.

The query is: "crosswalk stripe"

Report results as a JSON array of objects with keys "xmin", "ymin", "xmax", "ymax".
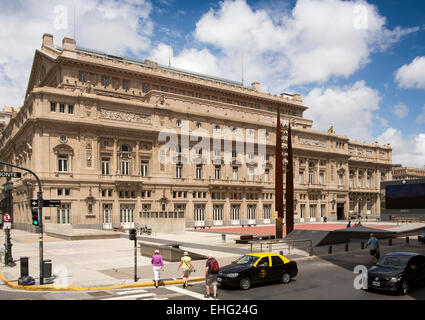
[
  {"xmin": 116, "ymin": 289, "xmax": 147, "ymax": 295},
  {"xmin": 166, "ymin": 286, "xmax": 211, "ymax": 300},
  {"xmin": 102, "ymin": 293, "xmax": 156, "ymax": 300}
]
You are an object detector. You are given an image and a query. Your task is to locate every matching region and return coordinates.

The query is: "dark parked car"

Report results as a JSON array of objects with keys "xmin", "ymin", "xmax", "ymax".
[
  {"xmin": 367, "ymin": 252, "xmax": 425, "ymax": 295},
  {"xmin": 418, "ymin": 233, "xmax": 425, "ymax": 244},
  {"xmin": 217, "ymin": 253, "xmax": 298, "ymax": 290}
]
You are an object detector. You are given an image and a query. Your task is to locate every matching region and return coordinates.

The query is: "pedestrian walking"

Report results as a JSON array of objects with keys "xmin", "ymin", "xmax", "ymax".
[
  {"xmin": 151, "ymin": 249, "xmax": 164, "ymax": 288},
  {"xmin": 178, "ymin": 251, "xmax": 196, "ymax": 288},
  {"xmin": 346, "ymin": 219, "xmax": 351, "ymax": 228},
  {"xmin": 205, "ymin": 253, "xmax": 219, "ymax": 299},
  {"xmin": 365, "ymin": 233, "xmax": 380, "ymax": 265}
]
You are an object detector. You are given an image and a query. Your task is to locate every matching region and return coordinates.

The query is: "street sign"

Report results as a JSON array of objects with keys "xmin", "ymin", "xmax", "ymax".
[
  {"xmin": 0, "ymin": 171, "xmax": 21, "ymax": 178},
  {"xmin": 3, "ymin": 222, "xmax": 11, "ymax": 229},
  {"xmin": 43, "ymin": 200, "xmax": 61, "ymax": 207},
  {"xmin": 272, "ymin": 211, "xmax": 278, "ymax": 219},
  {"xmin": 30, "ymin": 200, "xmax": 39, "ymax": 207},
  {"xmin": 3, "ymin": 213, "xmax": 11, "ymax": 222}
]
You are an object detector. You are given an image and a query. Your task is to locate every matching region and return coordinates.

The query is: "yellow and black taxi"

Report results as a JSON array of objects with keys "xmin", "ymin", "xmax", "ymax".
[{"xmin": 217, "ymin": 253, "xmax": 298, "ymax": 290}]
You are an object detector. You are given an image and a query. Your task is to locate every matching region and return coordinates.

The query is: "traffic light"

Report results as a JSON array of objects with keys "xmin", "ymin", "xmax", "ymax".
[
  {"xmin": 31, "ymin": 208, "xmax": 39, "ymax": 226},
  {"xmin": 129, "ymin": 228, "xmax": 137, "ymax": 241}
]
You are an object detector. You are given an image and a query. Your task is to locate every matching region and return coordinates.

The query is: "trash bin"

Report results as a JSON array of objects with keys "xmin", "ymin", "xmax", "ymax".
[
  {"xmin": 20, "ymin": 257, "xmax": 29, "ymax": 278},
  {"xmin": 43, "ymin": 259, "xmax": 52, "ymax": 278}
]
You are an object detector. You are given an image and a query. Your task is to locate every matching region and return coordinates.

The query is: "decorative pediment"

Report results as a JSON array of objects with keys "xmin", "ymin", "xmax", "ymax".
[{"xmin": 53, "ymin": 144, "xmax": 74, "ymax": 156}]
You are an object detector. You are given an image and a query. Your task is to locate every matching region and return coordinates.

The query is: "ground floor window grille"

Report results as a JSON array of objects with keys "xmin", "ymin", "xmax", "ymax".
[{"xmin": 57, "ymin": 203, "xmax": 71, "ymax": 224}]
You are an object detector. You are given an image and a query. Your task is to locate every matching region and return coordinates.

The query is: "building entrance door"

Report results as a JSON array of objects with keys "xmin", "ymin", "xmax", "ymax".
[
  {"xmin": 337, "ymin": 203, "xmax": 345, "ymax": 220},
  {"xmin": 103, "ymin": 204, "xmax": 112, "ymax": 230},
  {"xmin": 120, "ymin": 204, "xmax": 134, "ymax": 229}
]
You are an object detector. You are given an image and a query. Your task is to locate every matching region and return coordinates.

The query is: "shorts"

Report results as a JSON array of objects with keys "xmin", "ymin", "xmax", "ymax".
[
  {"xmin": 183, "ymin": 269, "xmax": 191, "ymax": 278},
  {"xmin": 370, "ymin": 250, "xmax": 380, "ymax": 259},
  {"xmin": 206, "ymin": 274, "xmax": 218, "ymax": 286}
]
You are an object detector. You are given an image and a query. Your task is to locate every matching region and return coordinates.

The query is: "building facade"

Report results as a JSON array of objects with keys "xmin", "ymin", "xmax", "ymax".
[
  {"xmin": 0, "ymin": 34, "xmax": 393, "ymax": 232},
  {"xmin": 391, "ymin": 167, "xmax": 425, "ymax": 181}
]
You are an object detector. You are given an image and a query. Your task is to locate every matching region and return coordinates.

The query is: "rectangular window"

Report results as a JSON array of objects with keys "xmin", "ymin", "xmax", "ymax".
[
  {"xmin": 68, "ymin": 104, "xmax": 74, "ymax": 114},
  {"xmin": 101, "ymin": 158, "xmax": 110, "ymax": 175},
  {"xmin": 196, "ymin": 165, "xmax": 202, "ymax": 179},
  {"xmin": 319, "ymin": 173, "xmax": 324, "ymax": 185},
  {"xmin": 339, "ymin": 174, "xmax": 343, "ymax": 186},
  {"xmin": 59, "ymin": 103, "xmax": 66, "ymax": 113},
  {"xmin": 215, "ymin": 166, "xmax": 221, "ymax": 180},
  {"xmin": 57, "ymin": 189, "xmax": 63, "ymax": 196},
  {"xmin": 79, "ymin": 71, "xmax": 87, "ymax": 83},
  {"xmin": 299, "ymin": 172, "xmax": 304, "ymax": 184},
  {"xmin": 308, "ymin": 172, "xmax": 314, "ymax": 184},
  {"xmin": 141, "ymin": 160, "xmax": 149, "ymax": 177},
  {"xmin": 58, "ymin": 155, "xmax": 68, "ymax": 172},
  {"xmin": 142, "ymin": 83, "xmax": 149, "ymax": 93},
  {"xmin": 264, "ymin": 169, "xmax": 270, "ymax": 183},
  {"xmin": 248, "ymin": 167, "xmax": 254, "ymax": 181},
  {"xmin": 101, "ymin": 76, "xmax": 109, "ymax": 88},
  {"xmin": 120, "ymin": 160, "xmax": 131, "ymax": 175},
  {"xmin": 176, "ymin": 164, "xmax": 182, "ymax": 179},
  {"xmin": 232, "ymin": 167, "xmax": 238, "ymax": 180},
  {"xmin": 122, "ymin": 79, "xmax": 130, "ymax": 91},
  {"xmin": 50, "ymin": 102, "xmax": 57, "ymax": 112}
]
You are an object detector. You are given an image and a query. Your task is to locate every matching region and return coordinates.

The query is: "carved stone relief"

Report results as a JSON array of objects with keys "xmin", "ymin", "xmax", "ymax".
[{"xmin": 100, "ymin": 108, "xmax": 152, "ymax": 124}]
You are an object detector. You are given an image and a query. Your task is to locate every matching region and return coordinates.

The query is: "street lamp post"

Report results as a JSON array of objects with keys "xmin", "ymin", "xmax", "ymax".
[
  {"xmin": 0, "ymin": 161, "xmax": 44, "ymax": 284},
  {"xmin": 3, "ymin": 178, "xmax": 15, "ymax": 266}
]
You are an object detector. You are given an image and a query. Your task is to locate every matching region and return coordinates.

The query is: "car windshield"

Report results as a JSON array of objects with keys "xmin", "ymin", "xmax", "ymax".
[
  {"xmin": 376, "ymin": 255, "xmax": 411, "ymax": 270},
  {"xmin": 234, "ymin": 255, "xmax": 260, "ymax": 265}
]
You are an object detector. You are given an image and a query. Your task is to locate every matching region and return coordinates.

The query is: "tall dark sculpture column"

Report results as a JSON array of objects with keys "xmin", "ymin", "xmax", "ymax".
[
  {"xmin": 285, "ymin": 121, "xmax": 294, "ymax": 235},
  {"xmin": 275, "ymin": 109, "xmax": 283, "ymax": 239}
]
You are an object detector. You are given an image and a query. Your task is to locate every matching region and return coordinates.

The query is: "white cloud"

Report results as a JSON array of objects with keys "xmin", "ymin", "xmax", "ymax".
[
  {"xmin": 395, "ymin": 56, "xmax": 425, "ymax": 90},
  {"xmin": 187, "ymin": 0, "xmax": 418, "ymax": 90},
  {"xmin": 391, "ymin": 103, "xmax": 409, "ymax": 120},
  {"xmin": 148, "ymin": 43, "xmax": 223, "ymax": 78},
  {"xmin": 0, "ymin": 0, "xmax": 153, "ymax": 107},
  {"xmin": 417, "ymin": 104, "xmax": 425, "ymax": 124},
  {"xmin": 303, "ymin": 81, "xmax": 381, "ymax": 141},
  {"xmin": 377, "ymin": 128, "xmax": 425, "ymax": 168}
]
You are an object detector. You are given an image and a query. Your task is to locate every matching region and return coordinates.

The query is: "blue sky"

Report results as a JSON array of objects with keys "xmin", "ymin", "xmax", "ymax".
[{"xmin": 0, "ymin": 0, "xmax": 424, "ymax": 167}]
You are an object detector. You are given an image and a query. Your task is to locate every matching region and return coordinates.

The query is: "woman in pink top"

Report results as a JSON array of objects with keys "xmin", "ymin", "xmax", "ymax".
[{"xmin": 151, "ymin": 249, "xmax": 164, "ymax": 288}]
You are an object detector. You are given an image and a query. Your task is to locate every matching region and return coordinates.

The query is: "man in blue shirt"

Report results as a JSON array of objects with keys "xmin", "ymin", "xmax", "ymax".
[{"xmin": 365, "ymin": 233, "xmax": 380, "ymax": 265}]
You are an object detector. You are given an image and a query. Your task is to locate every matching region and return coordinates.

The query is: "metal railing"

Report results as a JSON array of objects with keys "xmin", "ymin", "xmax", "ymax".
[{"xmin": 248, "ymin": 239, "xmax": 313, "ymax": 256}]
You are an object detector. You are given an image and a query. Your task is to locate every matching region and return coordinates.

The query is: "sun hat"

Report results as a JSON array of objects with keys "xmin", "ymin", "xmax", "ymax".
[
  {"xmin": 183, "ymin": 251, "xmax": 189, "ymax": 256},
  {"xmin": 154, "ymin": 249, "xmax": 159, "ymax": 253}
]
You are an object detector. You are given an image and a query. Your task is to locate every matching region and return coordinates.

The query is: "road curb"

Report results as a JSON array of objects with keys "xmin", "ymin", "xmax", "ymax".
[{"xmin": 0, "ymin": 272, "xmax": 205, "ymax": 292}]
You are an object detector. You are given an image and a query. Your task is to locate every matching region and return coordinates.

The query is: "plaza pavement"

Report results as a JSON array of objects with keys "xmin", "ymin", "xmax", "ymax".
[{"xmin": 0, "ymin": 221, "xmax": 413, "ymax": 293}]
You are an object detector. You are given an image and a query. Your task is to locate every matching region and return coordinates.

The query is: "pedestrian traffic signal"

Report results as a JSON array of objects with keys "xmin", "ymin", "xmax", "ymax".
[
  {"xmin": 129, "ymin": 228, "xmax": 137, "ymax": 241},
  {"xmin": 31, "ymin": 208, "xmax": 39, "ymax": 226}
]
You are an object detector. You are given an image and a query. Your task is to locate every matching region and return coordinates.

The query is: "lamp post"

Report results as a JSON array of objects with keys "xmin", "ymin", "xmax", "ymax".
[{"xmin": 3, "ymin": 177, "xmax": 15, "ymax": 266}]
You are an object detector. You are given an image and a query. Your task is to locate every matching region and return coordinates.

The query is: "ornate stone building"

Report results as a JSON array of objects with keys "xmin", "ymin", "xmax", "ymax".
[{"xmin": 0, "ymin": 34, "xmax": 393, "ymax": 232}]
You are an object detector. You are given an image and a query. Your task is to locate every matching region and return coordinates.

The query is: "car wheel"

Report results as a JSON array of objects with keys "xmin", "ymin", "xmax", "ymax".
[
  {"xmin": 400, "ymin": 280, "xmax": 409, "ymax": 295},
  {"xmin": 239, "ymin": 277, "xmax": 251, "ymax": 290},
  {"xmin": 281, "ymin": 272, "xmax": 291, "ymax": 284}
]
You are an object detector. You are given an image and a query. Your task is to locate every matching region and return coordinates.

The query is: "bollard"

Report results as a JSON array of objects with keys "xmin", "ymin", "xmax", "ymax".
[
  {"xmin": 345, "ymin": 243, "xmax": 349, "ymax": 252},
  {"xmin": 221, "ymin": 234, "xmax": 226, "ymax": 241},
  {"xmin": 361, "ymin": 241, "xmax": 364, "ymax": 250},
  {"xmin": 328, "ymin": 245, "xmax": 332, "ymax": 254},
  {"xmin": 406, "ymin": 237, "xmax": 409, "ymax": 244},
  {"xmin": 389, "ymin": 239, "xmax": 392, "ymax": 246}
]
